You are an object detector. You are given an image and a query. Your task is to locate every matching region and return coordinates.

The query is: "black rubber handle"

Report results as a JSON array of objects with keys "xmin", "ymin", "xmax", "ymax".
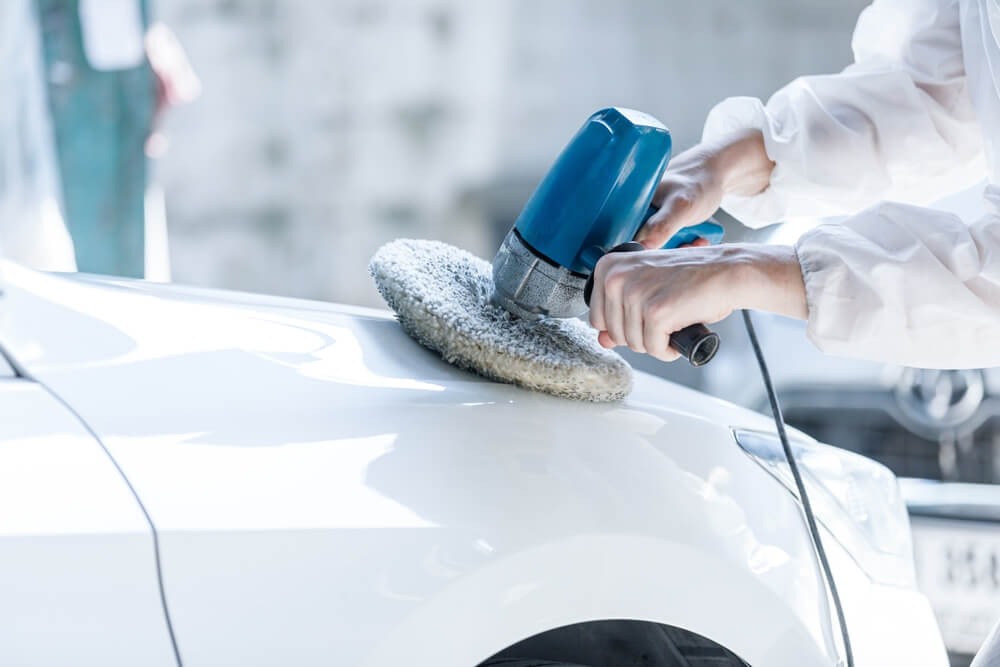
[{"xmin": 583, "ymin": 242, "xmax": 720, "ymax": 367}]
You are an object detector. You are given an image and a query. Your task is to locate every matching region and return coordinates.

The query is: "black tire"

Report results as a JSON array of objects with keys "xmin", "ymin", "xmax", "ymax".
[
  {"xmin": 477, "ymin": 620, "xmax": 748, "ymax": 667},
  {"xmin": 481, "ymin": 661, "xmax": 589, "ymax": 667}
]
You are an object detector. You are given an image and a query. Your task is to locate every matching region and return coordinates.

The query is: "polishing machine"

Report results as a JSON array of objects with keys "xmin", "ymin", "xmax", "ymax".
[{"xmin": 491, "ymin": 107, "xmax": 724, "ymax": 366}]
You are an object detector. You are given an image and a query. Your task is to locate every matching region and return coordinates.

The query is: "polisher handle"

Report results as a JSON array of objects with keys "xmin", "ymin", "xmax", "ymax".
[
  {"xmin": 583, "ymin": 241, "xmax": 720, "ymax": 367},
  {"xmin": 662, "ymin": 220, "xmax": 726, "ymax": 249}
]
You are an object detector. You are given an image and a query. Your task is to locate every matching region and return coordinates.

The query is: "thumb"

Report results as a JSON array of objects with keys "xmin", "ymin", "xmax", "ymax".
[{"xmin": 634, "ymin": 192, "xmax": 698, "ymax": 249}]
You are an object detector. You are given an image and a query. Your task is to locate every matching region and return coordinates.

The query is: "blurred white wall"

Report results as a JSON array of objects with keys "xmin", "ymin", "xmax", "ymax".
[{"xmin": 156, "ymin": 0, "xmax": 869, "ymax": 307}]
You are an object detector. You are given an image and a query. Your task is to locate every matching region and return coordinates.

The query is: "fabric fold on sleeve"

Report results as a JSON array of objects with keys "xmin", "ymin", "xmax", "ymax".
[
  {"xmin": 794, "ymin": 198, "xmax": 1000, "ymax": 369},
  {"xmin": 701, "ymin": 0, "xmax": 983, "ymax": 228}
]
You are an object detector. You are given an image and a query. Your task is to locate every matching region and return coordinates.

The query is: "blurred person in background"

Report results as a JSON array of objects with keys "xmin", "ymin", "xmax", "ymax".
[
  {"xmin": 27, "ymin": 0, "xmax": 197, "ymax": 278},
  {"xmin": 0, "ymin": 0, "xmax": 73, "ymax": 271}
]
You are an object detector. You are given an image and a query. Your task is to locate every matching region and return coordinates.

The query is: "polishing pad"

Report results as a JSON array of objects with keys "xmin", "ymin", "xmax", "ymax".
[{"xmin": 369, "ymin": 239, "xmax": 632, "ymax": 402}]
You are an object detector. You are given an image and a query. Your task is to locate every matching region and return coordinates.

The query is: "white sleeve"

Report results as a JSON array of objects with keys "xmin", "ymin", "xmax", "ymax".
[
  {"xmin": 795, "ymin": 196, "xmax": 1000, "ymax": 369},
  {"xmin": 702, "ymin": 0, "xmax": 984, "ymax": 226}
]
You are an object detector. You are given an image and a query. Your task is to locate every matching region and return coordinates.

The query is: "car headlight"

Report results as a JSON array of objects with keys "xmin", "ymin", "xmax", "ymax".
[{"xmin": 734, "ymin": 429, "xmax": 916, "ymax": 588}]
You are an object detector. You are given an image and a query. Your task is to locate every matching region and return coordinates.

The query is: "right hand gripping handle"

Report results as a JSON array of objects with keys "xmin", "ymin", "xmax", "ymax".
[{"xmin": 583, "ymin": 242, "xmax": 720, "ymax": 367}]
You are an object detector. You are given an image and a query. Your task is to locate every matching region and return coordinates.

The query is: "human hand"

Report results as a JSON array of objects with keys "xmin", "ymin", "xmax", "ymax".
[
  {"xmin": 145, "ymin": 23, "xmax": 201, "ymax": 157},
  {"xmin": 636, "ymin": 129, "xmax": 774, "ymax": 250},
  {"xmin": 588, "ymin": 244, "xmax": 807, "ymax": 360}
]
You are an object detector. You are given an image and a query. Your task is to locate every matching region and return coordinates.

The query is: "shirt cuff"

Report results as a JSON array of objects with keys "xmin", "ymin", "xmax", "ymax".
[
  {"xmin": 793, "ymin": 223, "xmax": 856, "ymax": 356},
  {"xmin": 702, "ymin": 96, "xmax": 806, "ymax": 228}
]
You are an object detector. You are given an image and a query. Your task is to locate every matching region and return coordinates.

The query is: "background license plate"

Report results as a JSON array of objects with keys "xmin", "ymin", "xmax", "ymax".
[{"xmin": 911, "ymin": 517, "xmax": 1000, "ymax": 655}]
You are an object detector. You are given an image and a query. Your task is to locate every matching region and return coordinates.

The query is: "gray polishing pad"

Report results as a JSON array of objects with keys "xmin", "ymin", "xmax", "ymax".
[{"xmin": 369, "ymin": 239, "xmax": 632, "ymax": 402}]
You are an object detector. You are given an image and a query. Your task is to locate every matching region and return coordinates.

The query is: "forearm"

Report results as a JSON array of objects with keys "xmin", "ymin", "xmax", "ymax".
[
  {"xmin": 739, "ymin": 244, "xmax": 807, "ymax": 320},
  {"xmin": 706, "ymin": 129, "xmax": 774, "ymax": 198},
  {"xmin": 717, "ymin": 243, "xmax": 807, "ymax": 320}
]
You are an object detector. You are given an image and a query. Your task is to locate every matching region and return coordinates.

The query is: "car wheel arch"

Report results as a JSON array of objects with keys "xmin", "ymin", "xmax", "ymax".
[{"xmin": 362, "ymin": 535, "xmax": 832, "ymax": 667}]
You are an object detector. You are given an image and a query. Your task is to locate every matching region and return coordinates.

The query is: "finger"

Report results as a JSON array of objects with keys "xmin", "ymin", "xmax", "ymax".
[
  {"xmin": 658, "ymin": 341, "xmax": 682, "ymax": 362},
  {"xmin": 644, "ymin": 310, "xmax": 670, "ymax": 360},
  {"xmin": 598, "ymin": 330, "xmax": 616, "ymax": 348},
  {"xmin": 650, "ymin": 332, "xmax": 682, "ymax": 362},
  {"xmin": 604, "ymin": 292, "xmax": 626, "ymax": 348},
  {"xmin": 588, "ymin": 258, "xmax": 608, "ymax": 332},
  {"xmin": 602, "ymin": 267, "xmax": 627, "ymax": 347},
  {"xmin": 644, "ymin": 308, "xmax": 682, "ymax": 361},
  {"xmin": 679, "ymin": 237, "xmax": 711, "ymax": 249},
  {"xmin": 624, "ymin": 296, "xmax": 645, "ymax": 353},
  {"xmin": 635, "ymin": 193, "xmax": 695, "ymax": 249},
  {"xmin": 635, "ymin": 209, "xmax": 680, "ymax": 249},
  {"xmin": 664, "ymin": 319, "xmax": 693, "ymax": 360}
]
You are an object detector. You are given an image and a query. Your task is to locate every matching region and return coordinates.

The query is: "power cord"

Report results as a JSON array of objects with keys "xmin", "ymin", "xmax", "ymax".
[{"xmin": 741, "ymin": 310, "xmax": 854, "ymax": 667}]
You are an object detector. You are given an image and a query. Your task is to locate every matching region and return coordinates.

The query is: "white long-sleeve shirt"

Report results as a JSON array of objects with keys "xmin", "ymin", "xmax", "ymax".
[{"xmin": 702, "ymin": 0, "xmax": 1000, "ymax": 369}]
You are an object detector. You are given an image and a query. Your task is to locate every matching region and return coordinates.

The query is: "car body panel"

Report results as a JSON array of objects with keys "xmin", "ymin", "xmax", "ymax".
[
  {"xmin": 705, "ymin": 311, "xmax": 1000, "ymax": 661},
  {"xmin": 0, "ymin": 377, "xmax": 175, "ymax": 666},
  {"xmin": 820, "ymin": 524, "xmax": 947, "ymax": 667},
  {"xmin": 0, "ymin": 263, "xmax": 946, "ymax": 666},
  {"xmin": 0, "ymin": 349, "xmax": 14, "ymax": 377}
]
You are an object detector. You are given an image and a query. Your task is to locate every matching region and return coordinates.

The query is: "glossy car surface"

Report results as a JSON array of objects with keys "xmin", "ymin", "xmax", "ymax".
[
  {"xmin": 0, "ymin": 262, "xmax": 946, "ymax": 666},
  {"xmin": 703, "ymin": 311, "xmax": 1000, "ymax": 664}
]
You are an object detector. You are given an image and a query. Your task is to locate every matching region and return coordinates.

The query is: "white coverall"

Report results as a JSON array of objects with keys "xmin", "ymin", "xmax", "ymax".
[
  {"xmin": 703, "ymin": 0, "xmax": 1000, "ymax": 372},
  {"xmin": 702, "ymin": 0, "xmax": 1000, "ymax": 661}
]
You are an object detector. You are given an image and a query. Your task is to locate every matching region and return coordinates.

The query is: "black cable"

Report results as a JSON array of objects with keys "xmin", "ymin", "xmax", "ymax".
[{"xmin": 741, "ymin": 310, "xmax": 854, "ymax": 667}]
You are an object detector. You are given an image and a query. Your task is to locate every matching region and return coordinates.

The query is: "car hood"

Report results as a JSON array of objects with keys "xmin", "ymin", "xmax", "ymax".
[
  {"xmin": 0, "ymin": 263, "xmax": 782, "ymax": 441},
  {"xmin": 0, "ymin": 262, "xmax": 809, "ymax": 535},
  {"xmin": 0, "ymin": 263, "xmax": 852, "ymax": 665},
  {"xmin": 0, "ymin": 263, "xmax": 798, "ymax": 525}
]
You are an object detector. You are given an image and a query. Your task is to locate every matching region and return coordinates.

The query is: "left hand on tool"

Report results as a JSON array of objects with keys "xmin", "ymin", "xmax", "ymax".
[
  {"xmin": 634, "ymin": 129, "xmax": 773, "ymax": 250},
  {"xmin": 588, "ymin": 244, "xmax": 807, "ymax": 361}
]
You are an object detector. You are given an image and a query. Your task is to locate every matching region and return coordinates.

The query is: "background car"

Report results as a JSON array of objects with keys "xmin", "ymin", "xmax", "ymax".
[{"xmin": 0, "ymin": 261, "xmax": 945, "ymax": 666}]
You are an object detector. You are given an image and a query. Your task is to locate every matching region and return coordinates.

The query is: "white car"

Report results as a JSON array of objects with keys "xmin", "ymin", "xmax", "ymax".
[
  {"xmin": 0, "ymin": 262, "xmax": 946, "ymax": 666},
  {"xmin": 701, "ymin": 311, "xmax": 1000, "ymax": 665}
]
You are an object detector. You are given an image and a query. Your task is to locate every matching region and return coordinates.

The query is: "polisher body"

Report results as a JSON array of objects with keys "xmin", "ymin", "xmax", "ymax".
[{"xmin": 491, "ymin": 107, "xmax": 672, "ymax": 320}]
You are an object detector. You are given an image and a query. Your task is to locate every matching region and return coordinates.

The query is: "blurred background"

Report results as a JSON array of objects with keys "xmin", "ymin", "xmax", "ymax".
[
  {"xmin": 4, "ymin": 2, "xmax": 999, "ymax": 665},
  {"xmin": 153, "ymin": 0, "xmax": 870, "ymax": 307}
]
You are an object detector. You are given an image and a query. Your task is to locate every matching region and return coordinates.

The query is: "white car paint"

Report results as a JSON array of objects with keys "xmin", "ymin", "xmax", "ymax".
[
  {"xmin": 0, "ymin": 262, "xmax": 946, "ymax": 666},
  {"xmin": 0, "ymin": 377, "xmax": 175, "ymax": 666}
]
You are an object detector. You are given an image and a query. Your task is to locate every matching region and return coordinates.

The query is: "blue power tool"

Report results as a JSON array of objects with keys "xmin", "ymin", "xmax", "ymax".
[{"xmin": 491, "ymin": 107, "xmax": 723, "ymax": 366}]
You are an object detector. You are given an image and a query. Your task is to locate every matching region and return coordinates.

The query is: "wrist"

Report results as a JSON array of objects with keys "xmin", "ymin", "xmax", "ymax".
[
  {"xmin": 728, "ymin": 244, "xmax": 807, "ymax": 320},
  {"xmin": 705, "ymin": 129, "xmax": 774, "ymax": 197}
]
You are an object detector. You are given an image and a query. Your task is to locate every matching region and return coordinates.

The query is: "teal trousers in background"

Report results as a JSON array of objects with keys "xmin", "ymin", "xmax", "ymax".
[{"xmin": 36, "ymin": 0, "xmax": 154, "ymax": 279}]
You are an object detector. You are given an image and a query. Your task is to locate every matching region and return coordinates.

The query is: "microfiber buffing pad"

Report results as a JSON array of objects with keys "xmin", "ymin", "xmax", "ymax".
[{"xmin": 369, "ymin": 239, "xmax": 632, "ymax": 402}]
